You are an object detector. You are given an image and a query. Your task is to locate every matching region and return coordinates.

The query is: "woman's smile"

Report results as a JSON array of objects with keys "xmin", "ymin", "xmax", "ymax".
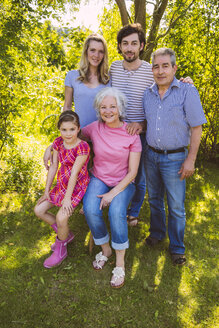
[{"xmin": 99, "ymin": 96, "xmax": 121, "ymax": 127}]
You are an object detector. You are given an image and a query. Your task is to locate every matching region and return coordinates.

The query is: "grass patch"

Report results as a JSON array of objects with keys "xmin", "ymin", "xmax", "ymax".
[{"xmin": 0, "ymin": 162, "xmax": 218, "ymax": 328}]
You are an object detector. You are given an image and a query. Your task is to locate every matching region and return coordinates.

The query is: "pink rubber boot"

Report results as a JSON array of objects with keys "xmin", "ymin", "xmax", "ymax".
[
  {"xmin": 43, "ymin": 237, "xmax": 68, "ymax": 268},
  {"xmin": 51, "ymin": 231, "xmax": 74, "ymax": 251}
]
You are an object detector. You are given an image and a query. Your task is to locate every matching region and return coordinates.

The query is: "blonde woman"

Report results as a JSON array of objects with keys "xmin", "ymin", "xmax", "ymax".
[{"xmin": 63, "ymin": 33, "xmax": 110, "ymax": 128}]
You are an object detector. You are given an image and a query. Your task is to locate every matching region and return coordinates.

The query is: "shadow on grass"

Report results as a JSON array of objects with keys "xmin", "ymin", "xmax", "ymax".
[
  {"xmin": 126, "ymin": 162, "xmax": 218, "ymax": 327},
  {"xmin": 0, "ymin": 161, "xmax": 218, "ymax": 328}
]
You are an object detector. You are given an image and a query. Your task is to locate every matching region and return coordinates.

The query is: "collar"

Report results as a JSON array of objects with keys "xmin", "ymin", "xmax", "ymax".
[
  {"xmin": 149, "ymin": 76, "xmax": 180, "ymax": 95},
  {"xmin": 122, "ymin": 59, "xmax": 143, "ymax": 72}
]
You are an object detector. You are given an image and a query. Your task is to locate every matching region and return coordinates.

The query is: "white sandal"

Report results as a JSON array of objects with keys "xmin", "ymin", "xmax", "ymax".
[
  {"xmin": 93, "ymin": 252, "xmax": 110, "ymax": 271},
  {"xmin": 110, "ymin": 266, "xmax": 125, "ymax": 288}
]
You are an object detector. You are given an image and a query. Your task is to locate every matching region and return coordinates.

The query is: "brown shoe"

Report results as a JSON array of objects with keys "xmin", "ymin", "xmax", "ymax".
[
  {"xmin": 127, "ymin": 215, "xmax": 140, "ymax": 227},
  {"xmin": 171, "ymin": 253, "xmax": 186, "ymax": 266},
  {"xmin": 145, "ymin": 236, "xmax": 160, "ymax": 246}
]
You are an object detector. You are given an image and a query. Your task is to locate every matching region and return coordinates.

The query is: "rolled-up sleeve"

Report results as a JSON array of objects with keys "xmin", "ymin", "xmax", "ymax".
[{"xmin": 184, "ymin": 86, "xmax": 207, "ymax": 127}]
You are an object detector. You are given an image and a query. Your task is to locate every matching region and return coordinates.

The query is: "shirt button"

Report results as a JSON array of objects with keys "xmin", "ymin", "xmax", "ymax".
[
  {"xmin": 157, "ymin": 128, "xmax": 160, "ymax": 130},
  {"xmin": 158, "ymin": 117, "xmax": 160, "ymax": 119},
  {"xmin": 158, "ymin": 139, "xmax": 160, "ymax": 142},
  {"xmin": 159, "ymin": 106, "xmax": 161, "ymax": 109}
]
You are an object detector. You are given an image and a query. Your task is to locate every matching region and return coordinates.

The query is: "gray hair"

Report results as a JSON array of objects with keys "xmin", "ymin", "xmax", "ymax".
[
  {"xmin": 152, "ymin": 48, "xmax": 176, "ymax": 67},
  {"xmin": 94, "ymin": 87, "xmax": 126, "ymax": 121}
]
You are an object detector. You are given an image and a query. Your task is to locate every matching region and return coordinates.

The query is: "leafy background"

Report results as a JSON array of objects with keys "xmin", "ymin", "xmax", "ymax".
[{"xmin": 0, "ymin": 1, "xmax": 218, "ymax": 327}]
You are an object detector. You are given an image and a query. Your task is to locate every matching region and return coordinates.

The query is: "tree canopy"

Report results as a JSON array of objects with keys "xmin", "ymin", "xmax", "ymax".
[{"xmin": 0, "ymin": 0, "xmax": 218, "ymax": 192}]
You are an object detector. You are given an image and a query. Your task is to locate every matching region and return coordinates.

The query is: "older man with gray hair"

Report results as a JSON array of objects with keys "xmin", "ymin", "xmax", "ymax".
[{"xmin": 143, "ymin": 48, "xmax": 207, "ymax": 265}]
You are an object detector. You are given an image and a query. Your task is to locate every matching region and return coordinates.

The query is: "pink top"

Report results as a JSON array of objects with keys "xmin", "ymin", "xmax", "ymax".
[
  {"xmin": 82, "ymin": 121, "xmax": 142, "ymax": 186},
  {"xmin": 49, "ymin": 137, "xmax": 90, "ymax": 207}
]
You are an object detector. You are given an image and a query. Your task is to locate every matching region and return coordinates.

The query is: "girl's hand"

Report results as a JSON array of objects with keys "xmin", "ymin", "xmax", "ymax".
[
  {"xmin": 62, "ymin": 197, "xmax": 73, "ymax": 216},
  {"xmin": 97, "ymin": 192, "xmax": 114, "ymax": 210},
  {"xmin": 37, "ymin": 192, "xmax": 50, "ymax": 205}
]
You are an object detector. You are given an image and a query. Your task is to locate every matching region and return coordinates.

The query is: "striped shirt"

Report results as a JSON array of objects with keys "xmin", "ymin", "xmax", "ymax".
[
  {"xmin": 110, "ymin": 60, "xmax": 154, "ymax": 122},
  {"xmin": 143, "ymin": 77, "xmax": 207, "ymax": 150}
]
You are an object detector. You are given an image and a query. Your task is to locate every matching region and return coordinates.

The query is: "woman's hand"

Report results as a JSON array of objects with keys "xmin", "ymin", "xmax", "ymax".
[
  {"xmin": 180, "ymin": 76, "xmax": 194, "ymax": 84},
  {"xmin": 97, "ymin": 192, "xmax": 114, "ymax": 210},
  {"xmin": 37, "ymin": 192, "xmax": 50, "ymax": 205},
  {"xmin": 62, "ymin": 197, "xmax": 73, "ymax": 216}
]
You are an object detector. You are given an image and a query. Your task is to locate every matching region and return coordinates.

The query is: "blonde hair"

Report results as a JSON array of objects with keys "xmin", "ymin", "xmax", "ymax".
[{"xmin": 78, "ymin": 33, "xmax": 109, "ymax": 85}]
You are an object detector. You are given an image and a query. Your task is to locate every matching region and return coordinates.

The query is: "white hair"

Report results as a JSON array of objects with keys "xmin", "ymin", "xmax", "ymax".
[
  {"xmin": 94, "ymin": 87, "xmax": 126, "ymax": 121},
  {"xmin": 152, "ymin": 48, "xmax": 176, "ymax": 66}
]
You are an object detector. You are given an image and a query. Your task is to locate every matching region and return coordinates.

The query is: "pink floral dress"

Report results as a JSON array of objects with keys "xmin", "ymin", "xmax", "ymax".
[{"xmin": 49, "ymin": 136, "xmax": 90, "ymax": 208}]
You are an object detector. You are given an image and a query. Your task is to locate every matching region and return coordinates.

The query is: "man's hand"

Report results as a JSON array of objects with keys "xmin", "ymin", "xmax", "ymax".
[
  {"xmin": 126, "ymin": 122, "xmax": 145, "ymax": 135},
  {"xmin": 180, "ymin": 76, "xmax": 194, "ymax": 84},
  {"xmin": 178, "ymin": 157, "xmax": 195, "ymax": 180},
  {"xmin": 43, "ymin": 145, "xmax": 53, "ymax": 170}
]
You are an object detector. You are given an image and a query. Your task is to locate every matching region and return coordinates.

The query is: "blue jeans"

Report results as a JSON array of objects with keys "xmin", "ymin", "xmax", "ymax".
[
  {"xmin": 83, "ymin": 175, "xmax": 135, "ymax": 250},
  {"xmin": 127, "ymin": 134, "xmax": 147, "ymax": 217},
  {"xmin": 145, "ymin": 147, "xmax": 187, "ymax": 254}
]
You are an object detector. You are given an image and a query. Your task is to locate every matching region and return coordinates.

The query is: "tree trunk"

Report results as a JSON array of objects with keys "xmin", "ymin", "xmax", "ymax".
[
  {"xmin": 134, "ymin": 0, "xmax": 146, "ymax": 31},
  {"xmin": 143, "ymin": 0, "xmax": 168, "ymax": 61},
  {"xmin": 115, "ymin": 0, "xmax": 129, "ymax": 26}
]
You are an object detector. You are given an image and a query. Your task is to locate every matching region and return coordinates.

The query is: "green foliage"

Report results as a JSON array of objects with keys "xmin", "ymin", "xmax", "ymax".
[
  {"xmin": 0, "ymin": 3, "xmax": 218, "ymax": 326},
  {"xmin": 0, "ymin": 147, "xmax": 41, "ymax": 193},
  {"xmin": 99, "ymin": 5, "xmax": 123, "ymax": 65},
  {"xmin": 0, "ymin": 0, "xmax": 93, "ymax": 193},
  {"xmin": 157, "ymin": 0, "xmax": 219, "ymax": 160},
  {"xmin": 41, "ymin": 114, "xmax": 60, "ymax": 142},
  {"xmin": 0, "ymin": 1, "xmax": 66, "ymax": 157},
  {"xmin": 0, "ymin": 0, "xmax": 218, "ymax": 197},
  {"xmin": 65, "ymin": 27, "xmax": 91, "ymax": 70}
]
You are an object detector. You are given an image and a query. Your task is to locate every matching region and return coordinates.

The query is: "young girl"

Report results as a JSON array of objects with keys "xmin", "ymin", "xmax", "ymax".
[{"xmin": 34, "ymin": 111, "xmax": 90, "ymax": 268}]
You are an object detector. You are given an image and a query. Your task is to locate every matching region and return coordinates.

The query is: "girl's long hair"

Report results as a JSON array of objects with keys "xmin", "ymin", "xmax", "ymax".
[{"xmin": 78, "ymin": 33, "xmax": 109, "ymax": 85}]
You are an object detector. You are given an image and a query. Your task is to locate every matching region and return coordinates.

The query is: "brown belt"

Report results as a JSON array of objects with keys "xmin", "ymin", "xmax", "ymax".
[{"xmin": 149, "ymin": 146, "xmax": 185, "ymax": 154}]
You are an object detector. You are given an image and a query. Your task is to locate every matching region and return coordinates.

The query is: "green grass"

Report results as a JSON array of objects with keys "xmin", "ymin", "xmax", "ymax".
[{"xmin": 0, "ymin": 162, "xmax": 218, "ymax": 328}]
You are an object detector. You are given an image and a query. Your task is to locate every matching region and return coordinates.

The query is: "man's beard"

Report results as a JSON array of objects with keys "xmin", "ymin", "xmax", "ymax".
[{"xmin": 122, "ymin": 52, "xmax": 139, "ymax": 63}]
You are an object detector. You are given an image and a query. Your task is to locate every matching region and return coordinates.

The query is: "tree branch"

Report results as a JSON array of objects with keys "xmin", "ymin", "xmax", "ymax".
[
  {"xmin": 157, "ymin": 0, "xmax": 196, "ymax": 40},
  {"xmin": 146, "ymin": 1, "xmax": 156, "ymax": 6},
  {"xmin": 115, "ymin": 0, "xmax": 129, "ymax": 26},
  {"xmin": 142, "ymin": 0, "xmax": 168, "ymax": 61}
]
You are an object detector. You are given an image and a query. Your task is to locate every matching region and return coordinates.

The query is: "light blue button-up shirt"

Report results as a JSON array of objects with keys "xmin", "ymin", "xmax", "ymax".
[{"xmin": 143, "ymin": 77, "xmax": 207, "ymax": 150}]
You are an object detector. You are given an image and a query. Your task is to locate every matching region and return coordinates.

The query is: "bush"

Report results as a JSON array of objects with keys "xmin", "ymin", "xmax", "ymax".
[{"xmin": 0, "ymin": 147, "xmax": 42, "ymax": 193}]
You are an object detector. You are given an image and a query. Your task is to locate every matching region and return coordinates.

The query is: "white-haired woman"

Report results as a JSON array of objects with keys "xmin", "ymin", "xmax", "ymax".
[{"xmin": 82, "ymin": 87, "xmax": 141, "ymax": 288}]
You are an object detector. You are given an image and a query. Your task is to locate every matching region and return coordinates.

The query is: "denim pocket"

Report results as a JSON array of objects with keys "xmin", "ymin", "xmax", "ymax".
[{"xmin": 167, "ymin": 149, "xmax": 188, "ymax": 162}]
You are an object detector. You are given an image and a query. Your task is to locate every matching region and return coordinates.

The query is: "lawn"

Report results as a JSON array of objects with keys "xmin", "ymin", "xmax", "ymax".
[{"xmin": 0, "ymin": 161, "xmax": 218, "ymax": 328}]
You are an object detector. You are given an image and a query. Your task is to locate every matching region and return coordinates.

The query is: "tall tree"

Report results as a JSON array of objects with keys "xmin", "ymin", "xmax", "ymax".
[{"xmin": 114, "ymin": 0, "xmax": 195, "ymax": 61}]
